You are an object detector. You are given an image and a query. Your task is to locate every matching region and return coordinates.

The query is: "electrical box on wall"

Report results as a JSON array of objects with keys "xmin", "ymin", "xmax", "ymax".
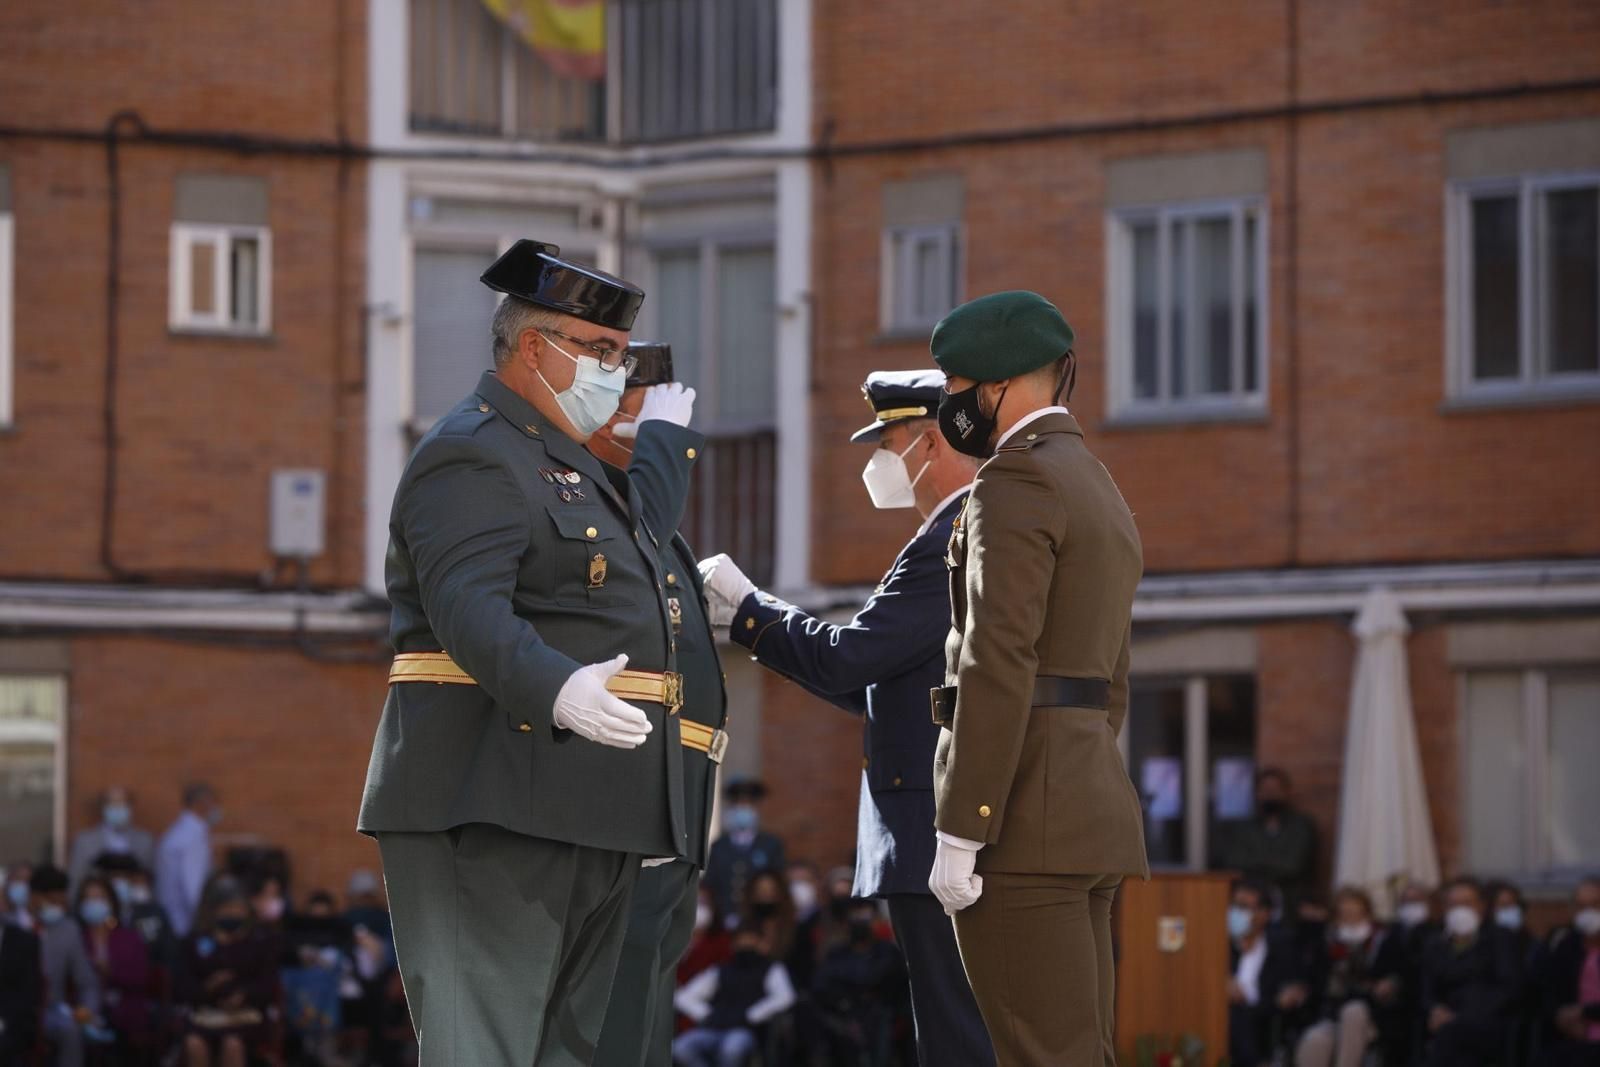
[{"xmin": 270, "ymin": 469, "xmax": 326, "ymax": 559}]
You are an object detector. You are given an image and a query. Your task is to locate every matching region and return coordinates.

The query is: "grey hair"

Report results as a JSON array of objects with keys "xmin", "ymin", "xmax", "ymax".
[{"xmin": 491, "ymin": 297, "xmax": 563, "ymax": 367}]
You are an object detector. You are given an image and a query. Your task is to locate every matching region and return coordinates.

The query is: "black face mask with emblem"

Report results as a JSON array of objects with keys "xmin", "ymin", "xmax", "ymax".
[{"xmin": 938, "ymin": 381, "xmax": 1006, "ymax": 459}]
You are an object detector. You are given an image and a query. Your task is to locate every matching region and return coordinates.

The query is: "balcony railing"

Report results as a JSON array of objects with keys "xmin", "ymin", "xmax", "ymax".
[
  {"xmin": 408, "ymin": 0, "xmax": 777, "ymax": 144},
  {"xmin": 680, "ymin": 428, "xmax": 776, "ymax": 588}
]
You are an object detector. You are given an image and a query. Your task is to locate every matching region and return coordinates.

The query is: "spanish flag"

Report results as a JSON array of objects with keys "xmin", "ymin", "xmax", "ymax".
[{"xmin": 480, "ymin": 0, "xmax": 606, "ymax": 81}]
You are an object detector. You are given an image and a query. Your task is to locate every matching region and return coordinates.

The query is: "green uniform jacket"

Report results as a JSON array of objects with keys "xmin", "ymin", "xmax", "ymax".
[
  {"xmin": 934, "ymin": 411, "xmax": 1150, "ymax": 878},
  {"xmin": 624, "ymin": 419, "xmax": 728, "ymax": 869},
  {"xmin": 358, "ymin": 372, "xmax": 690, "ymax": 860}
]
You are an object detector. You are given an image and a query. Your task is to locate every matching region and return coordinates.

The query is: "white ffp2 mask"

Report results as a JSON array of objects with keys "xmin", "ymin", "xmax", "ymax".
[{"xmin": 861, "ymin": 432, "xmax": 931, "ymax": 509}]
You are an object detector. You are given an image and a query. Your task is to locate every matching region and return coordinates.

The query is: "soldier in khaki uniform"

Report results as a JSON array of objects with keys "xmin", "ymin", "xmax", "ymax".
[{"xmin": 924, "ymin": 291, "xmax": 1150, "ymax": 1066}]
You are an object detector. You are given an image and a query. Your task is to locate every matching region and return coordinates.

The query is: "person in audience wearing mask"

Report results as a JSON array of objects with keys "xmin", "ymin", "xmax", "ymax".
[
  {"xmin": 785, "ymin": 861, "xmax": 824, "ymax": 993},
  {"xmin": 704, "ymin": 777, "xmax": 786, "ymax": 919},
  {"xmin": 105, "ymin": 858, "xmax": 178, "ymax": 976},
  {"xmin": 678, "ymin": 886, "xmax": 734, "ymax": 988},
  {"xmin": 32, "ymin": 864, "xmax": 105, "ymax": 1067},
  {"xmin": 742, "ymin": 869, "xmax": 797, "ymax": 965},
  {"xmin": 179, "ymin": 875, "xmax": 279, "ymax": 1067},
  {"xmin": 1421, "ymin": 876, "xmax": 1525, "ymax": 1067},
  {"xmin": 811, "ymin": 898, "xmax": 909, "ymax": 1067},
  {"xmin": 3, "ymin": 861, "xmax": 35, "ymax": 930},
  {"xmin": 157, "ymin": 782, "xmax": 221, "ymax": 938},
  {"xmin": 1294, "ymin": 886, "xmax": 1407, "ymax": 1067},
  {"xmin": 1540, "ymin": 876, "xmax": 1600, "ymax": 1067},
  {"xmin": 672, "ymin": 922, "xmax": 797, "ymax": 1067},
  {"xmin": 77, "ymin": 873, "xmax": 157, "ymax": 1057},
  {"xmin": 1228, "ymin": 879, "xmax": 1308, "ymax": 1067},
  {"xmin": 698, "ymin": 369, "xmax": 991, "ymax": 1067},
  {"xmin": 248, "ymin": 873, "xmax": 290, "ymax": 966},
  {"xmin": 68, "ymin": 786, "xmax": 156, "ymax": 893},
  {"xmin": 0, "ymin": 892, "xmax": 43, "ymax": 1064},
  {"xmin": 1216, "ymin": 768, "xmax": 1320, "ymax": 920}
]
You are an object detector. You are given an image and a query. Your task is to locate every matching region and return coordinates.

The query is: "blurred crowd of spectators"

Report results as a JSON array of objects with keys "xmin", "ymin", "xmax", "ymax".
[{"xmin": 0, "ymin": 784, "xmax": 412, "ymax": 1067}]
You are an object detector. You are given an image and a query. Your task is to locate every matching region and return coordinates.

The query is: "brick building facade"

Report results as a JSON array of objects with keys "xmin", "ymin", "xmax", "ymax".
[{"xmin": 2, "ymin": 0, "xmax": 1597, "ymax": 918}]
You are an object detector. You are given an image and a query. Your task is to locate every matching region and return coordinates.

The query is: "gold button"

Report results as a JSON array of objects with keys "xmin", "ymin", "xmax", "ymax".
[
  {"xmin": 518, "ymin": 722, "xmax": 532, "ymax": 733},
  {"xmin": 1026, "ymin": 433, "xmax": 1037, "ymax": 441},
  {"xmin": 744, "ymin": 618, "xmax": 755, "ymax": 631},
  {"xmin": 862, "ymin": 757, "xmax": 869, "ymax": 769},
  {"xmin": 478, "ymin": 402, "xmax": 490, "ymax": 413},
  {"xmin": 893, "ymin": 776, "xmax": 903, "ymax": 786},
  {"xmin": 667, "ymin": 573, "xmax": 677, "ymax": 585},
  {"xmin": 978, "ymin": 804, "xmax": 992, "ymax": 818},
  {"xmin": 686, "ymin": 447, "xmax": 698, "ymax": 459},
  {"xmin": 585, "ymin": 526, "xmax": 598, "ymax": 539}
]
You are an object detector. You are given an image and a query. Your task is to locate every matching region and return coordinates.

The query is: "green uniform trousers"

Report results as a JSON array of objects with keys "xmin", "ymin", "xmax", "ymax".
[
  {"xmin": 952, "ymin": 872, "xmax": 1123, "ymax": 1067},
  {"xmin": 378, "ymin": 824, "xmax": 639, "ymax": 1066},
  {"xmin": 592, "ymin": 859, "xmax": 700, "ymax": 1067}
]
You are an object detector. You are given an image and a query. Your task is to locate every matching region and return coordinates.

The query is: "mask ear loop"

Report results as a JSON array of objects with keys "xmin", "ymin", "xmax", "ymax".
[
  {"xmin": 1053, "ymin": 350, "xmax": 1077, "ymax": 404},
  {"xmin": 906, "ymin": 430, "xmax": 934, "ymax": 488}
]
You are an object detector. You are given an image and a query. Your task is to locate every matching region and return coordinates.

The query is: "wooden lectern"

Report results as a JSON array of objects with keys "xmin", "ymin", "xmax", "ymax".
[{"xmin": 1115, "ymin": 871, "xmax": 1235, "ymax": 1064}]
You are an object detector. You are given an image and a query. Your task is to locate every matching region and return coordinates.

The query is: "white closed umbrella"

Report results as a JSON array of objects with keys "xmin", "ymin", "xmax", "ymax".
[{"xmin": 1334, "ymin": 586, "xmax": 1441, "ymax": 917}]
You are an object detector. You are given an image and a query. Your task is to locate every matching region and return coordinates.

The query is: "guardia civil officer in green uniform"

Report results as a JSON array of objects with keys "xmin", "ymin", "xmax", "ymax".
[
  {"xmin": 587, "ymin": 342, "xmax": 730, "ymax": 1067},
  {"xmin": 924, "ymin": 291, "xmax": 1149, "ymax": 1066},
  {"xmin": 358, "ymin": 241, "xmax": 694, "ymax": 1066}
]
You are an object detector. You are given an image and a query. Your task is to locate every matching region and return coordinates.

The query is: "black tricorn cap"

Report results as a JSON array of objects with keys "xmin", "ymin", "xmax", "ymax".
[
  {"xmin": 480, "ymin": 239, "xmax": 645, "ymax": 331},
  {"xmin": 626, "ymin": 341, "xmax": 674, "ymax": 388}
]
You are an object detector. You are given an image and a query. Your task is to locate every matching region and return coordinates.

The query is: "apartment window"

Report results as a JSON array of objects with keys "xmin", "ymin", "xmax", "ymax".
[
  {"xmin": 647, "ymin": 237, "xmax": 777, "ymax": 583},
  {"xmin": 0, "ymin": 675, "xmax": 66, "ymax": 864},
  {"xmin": 1123, "ymin": 675, "xmax": 1257, "ymax": 870},
  {"xmin": 1449, "ymin": 176, "xmax": 1600, "ymax": 398},
  {"xmin": 0, "ymin": 165, "xmax": 12, "ymax": 427},
  {"xmin": 616, "ymin": 0, "xmax": 778, "ymax": 142},
  {"xmin": 880, "ymin": 175, "xmax": 964, "ymax": 335},
  {"xmin": 1109, "ymin": 201, "xmax": 1265, "ymax": 416},
  {"xmin": 169, "ymin": 175, "xmax": 271, "ymax": 335},
  {"xmin": 1461, "ymin": 668, "xmax": 1600, "ymax": 878},
  {"xmin": 410, "ymin": 244, "xmax": 503, "ymax": 428}
]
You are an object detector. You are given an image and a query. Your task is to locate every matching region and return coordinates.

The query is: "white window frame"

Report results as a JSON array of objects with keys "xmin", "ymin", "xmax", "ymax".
[
  {"xmin": 880, "ymin": 222, "xmax": 962, "ymax": 334},
  {"xmin": 168, "ymin": 222, "xmax": 272, "ymax": 335},
  {"xmin": 1459, "ymin": 666, "xmax": 1600, "ymax": 882},
  {"xmin": 0, "ymin": 210, "xmax": 13, "ymax": 428},
  {"xmin": 642, "ymin": 231, "xmax": 778, "ymax": 435},
  {"xmin": 1106, "ymin": 197, "xmax": 1268, "ymax": 420},
  {"xmin": 1446, "ymin": 172, "xmax": 1600, "ymax": 402}
]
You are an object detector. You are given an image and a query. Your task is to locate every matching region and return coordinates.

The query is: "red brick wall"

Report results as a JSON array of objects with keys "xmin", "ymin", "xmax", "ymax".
[
  {"xmin": 0, "ymin": 2, "xmax": 368, "ymax": 587},
  {"xmin": 64, "ymin": 636, "xmax": 388, "ymax": 899},
  {"xmin": 757, "ymin": 670, "xmax": 864, "ymax": 874},
  {"xmin": 810, "ymin": 2, "xmax": 1600, "ymax": 586}
]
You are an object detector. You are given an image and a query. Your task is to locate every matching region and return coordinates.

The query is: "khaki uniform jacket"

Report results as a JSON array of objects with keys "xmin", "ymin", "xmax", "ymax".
[{"xmin": 933, "ymin": 411, "xmax": 1149, "ymax": 878}]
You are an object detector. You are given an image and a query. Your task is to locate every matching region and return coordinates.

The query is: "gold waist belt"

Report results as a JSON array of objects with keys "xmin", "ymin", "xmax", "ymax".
[{"xmin": 389, "ymin": 652, "xmax": 685, "ymax": 715}]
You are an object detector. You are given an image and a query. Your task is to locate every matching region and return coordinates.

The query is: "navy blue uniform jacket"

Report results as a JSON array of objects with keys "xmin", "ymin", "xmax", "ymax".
[{"xmin": 730, "ymin": 493, "xmax": 967, "ymax": 898}]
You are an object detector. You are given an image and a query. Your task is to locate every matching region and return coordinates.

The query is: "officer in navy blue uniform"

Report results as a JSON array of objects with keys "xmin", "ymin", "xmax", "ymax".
[{"xmin": 698, "ymin": 370, "xmax": 995, "ymax": 1067}]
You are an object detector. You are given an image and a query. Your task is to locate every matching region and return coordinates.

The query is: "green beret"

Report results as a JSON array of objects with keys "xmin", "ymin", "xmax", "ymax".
[{"xmin": 930, "ymin": 290, "xmax": 1075, "ymax": 382}]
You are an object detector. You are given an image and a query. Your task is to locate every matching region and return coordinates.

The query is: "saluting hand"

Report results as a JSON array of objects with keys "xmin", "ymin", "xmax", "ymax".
[
  {"xmin": 552, "ymin": 654, "xmax": 654, "ymax": 749},
  {"xmin": 929, "ymin": 833, "xmax": 985, "ymax": 915},
  {"xmin": 698, "ymin": 553, "xmax": 757, "ymax": 629},
  {"xmin": 614, "ymin": 382, "xmax": 696, "ymax": 438}
]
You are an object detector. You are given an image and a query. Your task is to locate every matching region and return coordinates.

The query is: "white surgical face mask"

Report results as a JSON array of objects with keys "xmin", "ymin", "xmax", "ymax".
[
  {"xmin": 1397, "ymin": 901, "xmax": 1430, "ymax": 928},
  {"xmin": 1575, "ymin": 908, "xmax": 1600, "ymax": 937},
  {"xmin": 789, "ymin": 880, "xmax": 818, "ymax": 915},
  {"xmin": 1494, "ymin": 905, "xmax": 1523, "ymax": 931},
  {"xmin": 536, "ymin": 332, "xmax": 627, "ymax": 436},
  {"xmin": 1445, "ymin": 905, "xmax": 1481, "ymax": 938},
  {"xmin": 861, "ymin": 432, "xmax": 931, "ymax": 509},
  {"xmin": 1337, "ymin": 922, "xmax": 1373, "ymax": 945}
]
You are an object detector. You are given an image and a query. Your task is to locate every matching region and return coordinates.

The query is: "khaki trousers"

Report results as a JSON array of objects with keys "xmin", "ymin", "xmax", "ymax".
[{"xmin": 952, "ymin": 872, "xmax": 1122, "ymax": 1067}]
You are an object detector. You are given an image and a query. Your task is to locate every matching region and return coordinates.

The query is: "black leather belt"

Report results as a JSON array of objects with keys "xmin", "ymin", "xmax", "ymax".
[{"xmin": 930, "ymin": 676, "xmax": 1111, "ymax": 728}]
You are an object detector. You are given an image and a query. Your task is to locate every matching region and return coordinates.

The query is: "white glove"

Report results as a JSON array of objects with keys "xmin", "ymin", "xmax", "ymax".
[
  {"xmin": 552, "ymin": 654, "xmax": 653, "ymax": 749},
  {"xmin": 613, "ymin": 382, "xmax": 696, "ymax": 438},
  {"xmin": 642, "ymin": 857, "xmax": 675, "ymax": 868},
  {"xmin": 928, "ymin": 832, "xmax": 985, "ymax": 915},
  {"xmin": 698, "ymin": 553, "xmax": 758, "ymax": 629}
]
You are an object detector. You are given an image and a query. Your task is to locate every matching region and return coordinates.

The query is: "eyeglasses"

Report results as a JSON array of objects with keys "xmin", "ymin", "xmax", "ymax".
[{"xmin": 541, "ymin": 329, "xmax": 638, "ymax": 375}]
